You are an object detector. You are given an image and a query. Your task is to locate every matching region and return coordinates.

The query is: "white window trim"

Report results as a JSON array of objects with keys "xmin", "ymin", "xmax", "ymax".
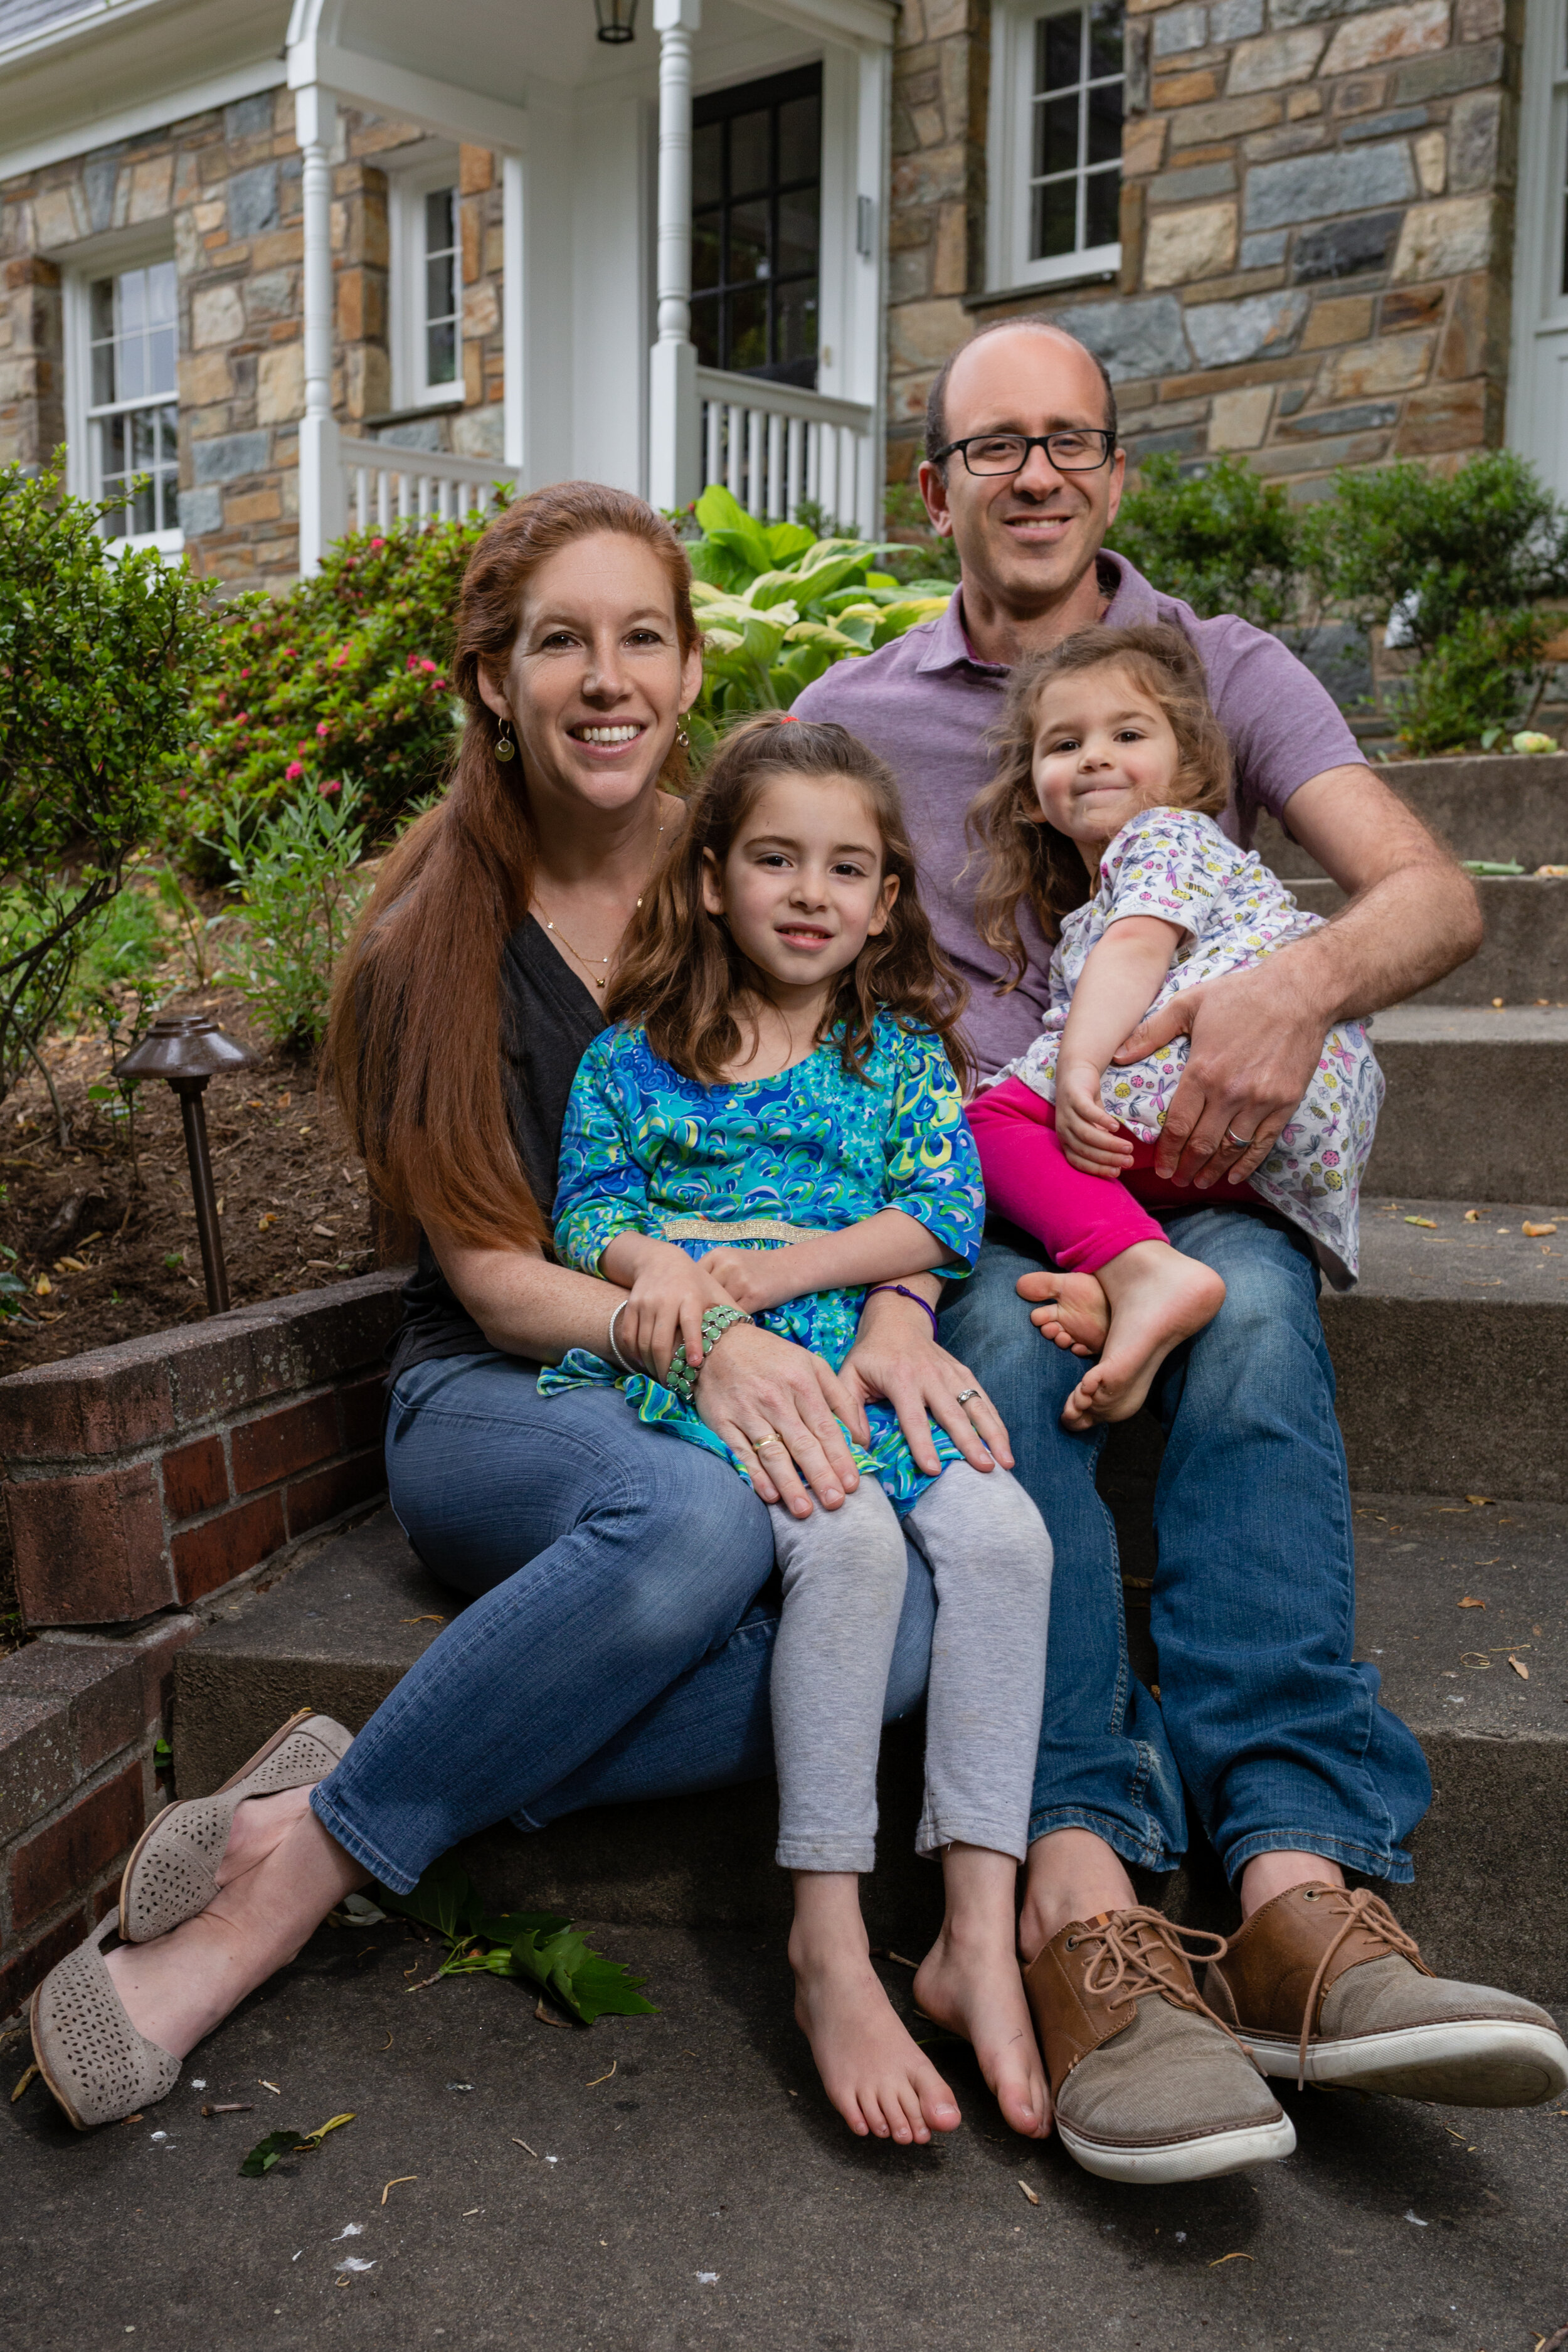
[
  {"xmin": 1508, "ymin": 0, "xmax": 1568, "ymax": 499},
  {"xmin": 388, "ymin": 144, "xmax": 465, "ymax": 413},
  {"xmin": 62, "ymin": 231, "xmax": 183, "ymax": 556},
  {"xmin": 986, "ymin": 0, "xmax": 1122, "ymax": 295}
]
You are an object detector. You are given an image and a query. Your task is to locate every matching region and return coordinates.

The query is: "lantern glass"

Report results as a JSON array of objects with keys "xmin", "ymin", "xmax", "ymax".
[{"xmin": 595, "ymin": 0, "xmax": 637, "ymax": 39}]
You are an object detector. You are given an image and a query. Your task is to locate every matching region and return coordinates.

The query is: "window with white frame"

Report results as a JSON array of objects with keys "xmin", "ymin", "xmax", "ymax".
[
  {"xmin": 988, "ymin": 0, "xmax": 1124, "ymax": 294},
  {"xmin": 389, "ymin": 156, "xmax": 464, "ymax": 410},
  {"xmin": 75, "ymin": 257, "xmax": 181, "ymax": 548}
]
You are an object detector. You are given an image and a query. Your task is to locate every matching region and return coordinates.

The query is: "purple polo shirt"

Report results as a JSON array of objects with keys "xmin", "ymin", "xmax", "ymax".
[{"xmin": 792, "ymin": 551, "xmax": 1362, "ymax": 1078}]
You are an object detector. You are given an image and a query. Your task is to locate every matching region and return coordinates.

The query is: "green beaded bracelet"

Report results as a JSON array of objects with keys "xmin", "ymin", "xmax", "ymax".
[{"xmin": 664, "ymin": 1303, "xmax": 755, "ymax": 1404}]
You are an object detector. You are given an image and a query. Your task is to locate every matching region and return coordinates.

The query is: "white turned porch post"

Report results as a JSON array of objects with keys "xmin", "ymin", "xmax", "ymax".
[
  {"xmin": 647, "ymin": 0, "xmax": 701, "ymax": 512},
  {"xmin": 295, "ymin": 83, "xmax": 343, "ymax": 576}
]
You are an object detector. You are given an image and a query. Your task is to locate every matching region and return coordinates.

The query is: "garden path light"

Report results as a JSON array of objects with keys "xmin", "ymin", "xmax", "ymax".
[{"xmin": 115, "ymin": 1015, "xmax": 252, "ymax": 1313}]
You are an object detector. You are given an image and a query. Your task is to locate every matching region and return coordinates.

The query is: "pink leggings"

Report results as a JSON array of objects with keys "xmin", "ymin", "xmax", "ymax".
[{"xmin": 967, "ymin": 1076, "xmax": 1258, "ymax": 1276}]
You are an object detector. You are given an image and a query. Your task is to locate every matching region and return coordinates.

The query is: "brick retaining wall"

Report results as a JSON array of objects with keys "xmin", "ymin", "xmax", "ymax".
[{"xmin": 0, "ymin": 1266, "xmax": 406, "ymax": 2016}]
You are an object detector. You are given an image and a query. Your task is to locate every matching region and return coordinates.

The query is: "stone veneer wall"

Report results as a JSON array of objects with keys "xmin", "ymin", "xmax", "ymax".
[
  {"xmin": 887, "ymin": 0, "xmax": 1520, "ymax": 490},
  {"xmin": 0, "ymin": 93, "xmax": 506, "ymax": 590}
]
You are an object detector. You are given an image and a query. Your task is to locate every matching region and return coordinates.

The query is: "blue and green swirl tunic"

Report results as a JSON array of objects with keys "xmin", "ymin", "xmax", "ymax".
[{"xmin": 539, "ymin": 1013, "xmax": 985, "ymax": 1509}]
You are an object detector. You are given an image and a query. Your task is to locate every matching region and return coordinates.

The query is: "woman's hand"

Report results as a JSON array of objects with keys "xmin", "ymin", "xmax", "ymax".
[
  {"xmin": 1056, "ymin": 1063, "xmax": 1134, "ymax": 1179},
  {"xmin": 694, "ymin": 1322, "xmax": 867, "ymax": 1518},
  {"xmin": 611, "ymin": 1237, "xmax": 739, "ymax": 1384},
  {"xmin": 839, "ymin": 1288, "xmax": 1012, "ymax": 1479}
]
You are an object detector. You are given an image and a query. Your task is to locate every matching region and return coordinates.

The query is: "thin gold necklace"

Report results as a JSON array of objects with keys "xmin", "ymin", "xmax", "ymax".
[{"xmin": 537, "ymin": 819, "xmax": 664, "ymax": 991}]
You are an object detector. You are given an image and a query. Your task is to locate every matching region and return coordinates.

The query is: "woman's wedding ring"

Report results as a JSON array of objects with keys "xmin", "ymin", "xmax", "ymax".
[
  {"xmin": 755, "ymin": 1432, "xmax": 785, "ymax": 1453},
  {"xmin": 1224, "ymin": 1128, "xmax": 1254, "ymax": 1150},
  {"xmin": 955, "ymin": 1387, "xmax": 980, "ymax": 1407}
]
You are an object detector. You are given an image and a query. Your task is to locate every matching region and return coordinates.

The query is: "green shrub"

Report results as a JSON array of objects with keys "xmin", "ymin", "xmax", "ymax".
[
  {"xmin": 0, "ymin": 457, "xmax": 217, "ymax": 1100},
  {"xmin": 1301, "ymin": 451, "xmax": 1568, "ymax": 653},
  {"xmin": 211, "ymin": 787, "xmax": 371, "ymax": 1052},
  {"xmin": 1389, "ymin": 608, "xmax": 1557, "ymax": 759},
  {"xmin": 181, "ymin": 507, "xmax": 499, "ymax": 870},
  {"xmin": 1106, "ymin": 453, "xmax": 1303, "ymax": 634}
]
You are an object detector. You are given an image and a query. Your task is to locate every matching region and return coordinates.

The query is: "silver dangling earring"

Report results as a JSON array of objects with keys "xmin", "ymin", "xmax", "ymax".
[
  {"xmin": 495, "ymin": 719, "xmax": 517, "ymax": 763},
  {"xmin": 675, "ymin": 723, "xmax": 690, "ymax": 750}
]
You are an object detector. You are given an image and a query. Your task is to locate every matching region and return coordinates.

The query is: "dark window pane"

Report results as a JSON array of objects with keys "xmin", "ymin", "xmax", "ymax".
[
  {"xmin": 693, "ymin": 120, "xmax": 723, "ymax": 208},
  {"xmin": 730, "ymin": 197, "xmax": 770, "ymax": 281},
  {"xmin": 1087, "ymin": 78, "xmax": 1123, "ymax": 166},
  {"xmin": 776, "ymin": 186, "xmax": 818, "ymax": 278},
  {"xmin": 1031, "ymin": 174, "xmax": 1078, "ymax": 260},
  {"xmin": 426, "ymin": 253, "xmax": 455, "ymax": 321},
  {"xmin": 90, "ymin": 277, "xmax": 115, "ymax": 344},
  {"xmin": 1038, "ymin": 11, "xmax": 1083, "ymax": 93},
  {"xmin": 692, "ymin": 219, "xmax": 722, "ymax": 291},
  {"xmin": 778, "ymin": 92, "xmax": 819, "ymax": 184},
  {"xmin": 776, "ymin": 278, "xmax": 818, "ymax": 368},
  {"xmin": 1034, "ymin": 93, "xmax": 1082, "ymax": 179},
  {"xmin": 425, "ymin": 188, "xmax": 454, "ymax": 252},
  {"xmin": 426, "ymin": 319, "xmax": 456, "ymax": 384},
  {"xmin": 130, "ymin": 475, "xmax": 156, "ymax": 537},
  {"xmin": 691, "ymin": 292, "xmax": 721, "ymax": 369},
  {"xmin": 1088, "ymin": 0, "xmax": 1123, "ymax": 82},
  {"xmin": 1085, "ymin": 164, "xmax": 1120, "ymax": 247},
  {"xmin": 92, "ymin": 340, "xmax": 115, "ymax": 406},
  {"xmin": 729, "ymin": 283, "xmax": 768, "ymax": 373},
  {"xmin": 129, "ymin": 406, "xmax": 158, "ymax": 468},
  {"xmin": 729, "ymin": 108, "xmax": 771, "ymax": 198}
]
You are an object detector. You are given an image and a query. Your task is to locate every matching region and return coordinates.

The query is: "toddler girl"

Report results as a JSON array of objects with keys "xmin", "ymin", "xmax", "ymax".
[
  {"xmin": 967, "ymin": 622, "xmax": 1383, "ymax": 1431},
  {"xmin": 543, "ymin": 716, "xmax": 1053, "ymax": 2149}
]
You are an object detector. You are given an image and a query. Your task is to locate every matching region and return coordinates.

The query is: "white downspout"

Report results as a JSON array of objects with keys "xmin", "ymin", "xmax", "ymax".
[
  {"xmin": 647, "ymin": 0, "xmax": 701, "ymax": 513},
  {"xmin": 295, "ymin": 82, "xmax": 342, "ymax": 576}
]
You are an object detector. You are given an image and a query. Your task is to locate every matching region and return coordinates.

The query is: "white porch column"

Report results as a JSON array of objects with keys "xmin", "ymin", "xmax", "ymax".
[
  {"xmin": 295, "ymin": 83, "xmax": 343, "ymax": 576},
  {"xmin": 502, "ymin": 151, "xmax": 525, "ymax": 477},
  {"xmin": 647, "ymin": 0, "xmax": 701, "ymax": 512}
]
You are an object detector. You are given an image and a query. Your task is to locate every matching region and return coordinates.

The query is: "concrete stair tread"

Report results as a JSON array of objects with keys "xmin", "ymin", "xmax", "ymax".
[
  {"xmin": 1290, "ymin": 874, "xmax": 1568, "ymax": 1008},
  {"xmin": 1372, "ymin": 1005, "xmax": 1568, "ymax": 1040},
  {"xmin": 1351, "ymin": 1195, "xmax": 1568, "ymax": 1301}
]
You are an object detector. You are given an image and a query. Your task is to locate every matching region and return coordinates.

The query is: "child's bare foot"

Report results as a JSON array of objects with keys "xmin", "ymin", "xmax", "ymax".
[
  {"xmin": 1015, "ymin": 1268, "xmax": 1110, "ymax": 1358},
  {"xmin": 1061, "ymin": 1240, "xmax": 1225, "ymax": 1432},
  {"xmin": 788, "ymin": 1884, "xmax": 962, "ymax": 2144},
  {"xmin": 912, "ymin": 1848, "xmax": 1050, "ymax": 2139}
]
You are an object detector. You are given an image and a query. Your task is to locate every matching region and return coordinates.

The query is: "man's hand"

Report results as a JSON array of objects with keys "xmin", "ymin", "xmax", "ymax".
[
  {"xmin": 1055, "ymin": 1062, "xmax": 1135, "ymax": 1178},
  {"xmin": 694, "ymin": 1322, "xmax": 867, "ymax": 1518},
  {"xmin": 1113, "ymin": 958, "xmax": 1328, "ymax": 1189},
  {"xmin": 840, "ymin": 1287, "xmax": 1012, "ymax": 1478}
]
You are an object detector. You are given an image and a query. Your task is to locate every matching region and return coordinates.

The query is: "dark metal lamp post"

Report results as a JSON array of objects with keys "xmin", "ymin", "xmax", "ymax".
[
  {"xmin": 594, "ymin": 0, "xmax": 637, "ymax": 40},
  {"xmin": 115, "ymin": 1015, "xmax": 253, "ymax": 1315}
]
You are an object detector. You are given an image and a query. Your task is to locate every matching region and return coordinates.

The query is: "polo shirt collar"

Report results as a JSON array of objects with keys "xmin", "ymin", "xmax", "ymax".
[{"xmin": 915, "ymin": 551, "xmax": 1162, "ymax": 679}]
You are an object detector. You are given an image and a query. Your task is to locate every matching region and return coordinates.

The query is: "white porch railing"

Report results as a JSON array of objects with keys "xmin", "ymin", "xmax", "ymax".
[
  {"xmin": 696, "ymin": 368, "xmax": 877, "ymax": 535},
  {"xmin": 337, "ymin": 438, "xmax": 518, "ymax": 534}
]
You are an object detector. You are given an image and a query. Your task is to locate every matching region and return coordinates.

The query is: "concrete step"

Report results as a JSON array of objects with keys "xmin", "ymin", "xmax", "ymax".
[
  {"xmin": 1291, "ymin": 874, "xmax": 1568, "ymax": 1007},
  {"xmin": 1364, "ymin": 1007, "xmax": 1568, "ymax": 1199},
  {"xmin": 173, "ymin": 1476, "xmax": 1568, "ymax": 2003},
  {"xmin": 1256, "ymin": 751, "xmax": 1568, "ymax": 876}
]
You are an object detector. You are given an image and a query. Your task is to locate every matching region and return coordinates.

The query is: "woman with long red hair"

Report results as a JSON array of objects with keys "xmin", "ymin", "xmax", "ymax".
[{"xmin": 27, "ymin": 483, "xmax": 1007, "ymax": 2132}]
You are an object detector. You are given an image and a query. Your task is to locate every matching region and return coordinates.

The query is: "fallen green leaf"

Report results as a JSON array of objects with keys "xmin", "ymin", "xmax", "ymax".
[
  {"xmin": 240, "ymin": 2111, "xmax": 355, "ymax": 2176},
  {"xmin": 378, "ymin": 1862, "xmax": 657, "ymax": 2023}
]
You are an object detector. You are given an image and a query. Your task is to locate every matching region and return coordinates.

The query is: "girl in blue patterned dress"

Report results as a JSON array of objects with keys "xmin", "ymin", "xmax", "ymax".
[
  {"xmin": 544, "ymin": 716, "xmax": 1055, "ymax": 2151},
  {"xmin": 967, "ymin": 623, "xmax": 1384, "ymax": 1431}
]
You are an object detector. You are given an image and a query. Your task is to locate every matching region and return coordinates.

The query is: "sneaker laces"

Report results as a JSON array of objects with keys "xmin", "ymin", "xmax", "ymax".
[
  {"xmin": 1295, "ymin": 1885, "xmax": 1431, "ymax": 2089},
  {"xmin": 1071, "ymin": 1907, "xmax": 1265, "ymax": 2075}
]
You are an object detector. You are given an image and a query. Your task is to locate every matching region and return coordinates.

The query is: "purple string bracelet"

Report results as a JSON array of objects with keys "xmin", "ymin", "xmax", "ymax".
[{"xmin": 864, "ymin": 1283, "xmax": 940, "ymax": 1339}]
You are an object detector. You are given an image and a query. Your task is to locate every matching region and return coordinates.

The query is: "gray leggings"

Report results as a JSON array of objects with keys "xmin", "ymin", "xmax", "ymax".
[{"xmin": 768, "ymin": 1461, "xmax": 1052, "ymax": 1874}]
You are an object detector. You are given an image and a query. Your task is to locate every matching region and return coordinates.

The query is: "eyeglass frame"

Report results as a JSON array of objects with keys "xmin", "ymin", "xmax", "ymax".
[{"xmin": 931, "ymin": 428, "xmax": 1120, "ymax": 477}]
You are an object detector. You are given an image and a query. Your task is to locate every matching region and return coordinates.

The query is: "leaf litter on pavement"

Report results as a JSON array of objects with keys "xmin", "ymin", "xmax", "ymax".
[{"xmin": 378, "ymin": 1856, "xmax": 656, "ymax": 2024}]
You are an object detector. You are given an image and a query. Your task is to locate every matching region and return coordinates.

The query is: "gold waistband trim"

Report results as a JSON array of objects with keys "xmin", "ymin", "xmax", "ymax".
[{"xmin": 660, "ymin": 1216, "xmax": 825, "ymax": 1244}]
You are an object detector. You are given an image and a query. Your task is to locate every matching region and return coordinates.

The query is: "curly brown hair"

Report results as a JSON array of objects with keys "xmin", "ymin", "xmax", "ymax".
[
  {"xmin": 608, "ymin": 714, "xmax": 972, "ymax": 1091},
  {"xmin": 969, "ymin": 622, "xmax": 1233, "ymax": 990}
]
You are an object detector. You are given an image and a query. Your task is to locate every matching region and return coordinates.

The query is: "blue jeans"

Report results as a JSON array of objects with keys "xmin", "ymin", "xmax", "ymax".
[
  {"xmin": 310, "ymin": 1352, "xmax": 936, "ymax": 1892},
  {"xmin": 937, "ymin": 1210, "xmax": 1432, "ymax": 1887}
]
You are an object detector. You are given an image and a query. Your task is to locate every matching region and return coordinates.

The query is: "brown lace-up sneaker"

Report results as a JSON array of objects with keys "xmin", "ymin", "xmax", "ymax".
[
  {"xmin": 1022, "ymin": 1907, "xmax": 1296, "ymax": 2185},
  {"xmin": 1207, "ymin": 1883, "xmax": 1568, "ymax": 2107}
]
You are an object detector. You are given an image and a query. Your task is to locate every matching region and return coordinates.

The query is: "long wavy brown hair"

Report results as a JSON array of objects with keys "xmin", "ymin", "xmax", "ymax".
[
  {"xmin": 608, "ymin": 714, "xmax": 972, "ymax": 1091},
  {"xmin": 970, "ymin": 622, "xmax": 1232, "ymax": 989},
  {"xmin": 322, "ymin": 482, "xmax": 700, "ymax": 1251}
]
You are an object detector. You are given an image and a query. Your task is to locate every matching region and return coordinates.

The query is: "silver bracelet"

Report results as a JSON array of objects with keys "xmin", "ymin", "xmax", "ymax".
[{"xmin": 607, "ymin": 1297, "xmax": 638, "ymax": 1376}]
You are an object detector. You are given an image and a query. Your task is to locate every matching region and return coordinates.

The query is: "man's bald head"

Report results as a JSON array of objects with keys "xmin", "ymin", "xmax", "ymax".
[{"xmin": 924, "ymin": 318, "xmax": 1118, "ymax": 471}]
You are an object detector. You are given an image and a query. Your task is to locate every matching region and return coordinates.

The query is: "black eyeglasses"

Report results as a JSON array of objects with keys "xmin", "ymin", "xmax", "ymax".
[{"xmin": 934, "ymin": 430, "xmax": 1118, "ymax": 476}]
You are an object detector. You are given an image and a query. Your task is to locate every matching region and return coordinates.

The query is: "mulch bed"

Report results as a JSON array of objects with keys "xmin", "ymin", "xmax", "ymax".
[{"xmin": 0, "ymin": 984, "xmax": 377, "ymax": 1641}]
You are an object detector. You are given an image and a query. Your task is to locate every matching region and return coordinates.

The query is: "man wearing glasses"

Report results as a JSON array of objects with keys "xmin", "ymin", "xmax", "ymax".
[{"xmin": 793, "ymin": 316, "xmax": 1564, "ymax": 2184}]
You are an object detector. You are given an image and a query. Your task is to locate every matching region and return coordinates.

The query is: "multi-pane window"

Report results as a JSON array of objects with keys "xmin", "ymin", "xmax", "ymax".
[
  {"xmin": 691, "ymin": 66, "xmax": 822, "ymax": 389},
  {"xmin": 87, "ymin": 261, "xmax": 178, "ymax": 541},
  {"xmin": 1028, "ymin": 1, "xmax": 1125, "ymax": 264},
  {"xmin": 421, "ymin": 188, "xmax": 459, "ymax": 390}
]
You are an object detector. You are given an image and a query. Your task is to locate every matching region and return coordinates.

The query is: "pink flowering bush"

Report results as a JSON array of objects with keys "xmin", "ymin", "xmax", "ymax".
[{"xmin": 177, "ymin": 506, "xmax": 500, "ymax": 874}]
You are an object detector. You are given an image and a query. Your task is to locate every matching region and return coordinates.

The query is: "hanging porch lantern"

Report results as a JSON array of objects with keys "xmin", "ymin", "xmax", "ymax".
[{"xmin": 594, "ymin": 0, "xmax": 637, "ymax": 41}]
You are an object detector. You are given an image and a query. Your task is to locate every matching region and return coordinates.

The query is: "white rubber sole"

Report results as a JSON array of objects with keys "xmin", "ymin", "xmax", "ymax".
[
  {"xmin": 1245, "ymin": 2020, "xmax": 1568, "ymax": 2107},
  {"xmin": 1056, "ymin": 2109, "xmax": 1296, "ymax": 2186}
]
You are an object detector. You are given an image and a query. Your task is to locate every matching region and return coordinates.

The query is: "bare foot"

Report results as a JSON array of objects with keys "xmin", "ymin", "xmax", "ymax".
[
  {"xmin": 789, "ymin": 1922, "xmax": 962, "ymax": 2144},
  {"xmin": 1015, "ymin": 1268, "xmax": 1110, "ymax": 1358},
  {"xmin": 1061, "ymin": 1240, "xmax": 1225, "ymax": 1432},
  {"xmin": 913, "ymin": 1860, "xmax": 1051, "ymax": 2139}
]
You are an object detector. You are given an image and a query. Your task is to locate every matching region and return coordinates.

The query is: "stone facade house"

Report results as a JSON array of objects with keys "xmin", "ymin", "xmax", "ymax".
[{"xmin": 0, "ymin": 0, "xmax": 1558, "ymax": 586}]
